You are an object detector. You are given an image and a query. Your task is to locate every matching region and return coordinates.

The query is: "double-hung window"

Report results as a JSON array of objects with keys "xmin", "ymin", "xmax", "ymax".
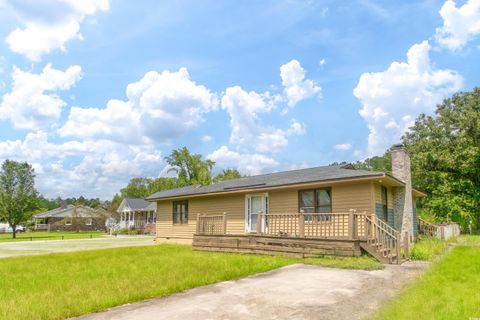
[
  {"xmin": 173, "ymin": 201, "xmax": 188, "ymax": 224},
  {"xmin": 299, "ymin": 188, "xmax": 332, "ymax": 221}
]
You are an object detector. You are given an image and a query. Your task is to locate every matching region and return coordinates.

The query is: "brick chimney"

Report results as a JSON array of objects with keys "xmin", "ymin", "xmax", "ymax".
[{"xmin": 390, "ymin": 144, "xmax": 414, "ymax": 243}]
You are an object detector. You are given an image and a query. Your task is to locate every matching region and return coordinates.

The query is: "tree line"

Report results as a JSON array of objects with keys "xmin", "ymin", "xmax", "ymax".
[{"xmin": 110, "ymin": 147, "xmax": 242, "ymax": 209}]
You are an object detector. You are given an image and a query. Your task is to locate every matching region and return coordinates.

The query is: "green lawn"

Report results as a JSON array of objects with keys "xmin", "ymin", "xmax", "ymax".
[
  {"xmin": 409, "ymin": 236, "xmax": 450, "ymax": 260},
  {"xmin": 0, "ymin": 244, "xmax": 382, "ymax": 320},
  {"xmin": 0, "ymin": 245, "xmax": 295, "ymax": 319},
  {"xmin": 372, "ymin": 236, "xmax": 480, "ymax": 320},
  {"xmin": 0, "ymin": 231, "xmax": 106, "ymax": 242}
]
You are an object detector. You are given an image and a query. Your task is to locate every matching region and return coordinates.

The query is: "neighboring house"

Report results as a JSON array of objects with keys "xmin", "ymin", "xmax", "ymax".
[
  {"xmin": 34, "ymin": 205, "xmax": 108, "ymax": 232},
  {"xmin": 116, "ymin": 198, "xmax": 157, "ymax": 234},
  {"xmin": 147, "ymin": 144, "xmax": 425, "ymax": 264}
]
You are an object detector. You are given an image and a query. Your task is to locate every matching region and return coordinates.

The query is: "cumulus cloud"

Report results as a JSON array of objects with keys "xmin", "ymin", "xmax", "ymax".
[
  {"xmin": 334, "ymin": 143, "xmax": 352, "ymax": 151},
  {"xmin": 208, "ymin": 146, "xmax": 279, "ymax": 176},
  {"xmin": 221, "ymin": 86, "xmax": 302, "ymax": 153},
  {"xmin": 435, "ymin": 0, "xmax": 480, "ymax": 50},
  {"xmin": 0, "ymin": 131, "xmax": 162, "ymax": 199},
  {"xmin": 201, "ymin": 135, "xmax": 213, "ymax": 143},
  {"xmin": 59, "ymin": 67, "xmax": 218, "ymax": 143},
  {"xmin": 354, "ymin": 41, "xmax": 463, "ymax": 155},
  {"xmin": 0, "ymin": 63, "xmax": 82, "ymax": 130},
  {"xmin": 5, "ymin": 0, "xmax": 110, "ymax": 61},
  {"xmin": 280, "ymin": 59, "xmax": 321, "ymax": 108}
]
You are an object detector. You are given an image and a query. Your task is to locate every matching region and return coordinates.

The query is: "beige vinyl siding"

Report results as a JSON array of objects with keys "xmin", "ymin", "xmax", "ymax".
[
  {"xmin": 269, "ymin": 182, "xmax": 373, "ymax": 214},
  {"xmin": 156, "ymin": 181, "xmax": 375, "ymax": 243},
  {"xmin": 373, "ymin": 182, "xmax": 393, "ymax": 208},
  {"xmin": 331, "ymin": 182, "xmax": 373, "ymax": 214},
  {"xmin": 156, "ymin": 193, "xmax": 245, "ymax": 242}
]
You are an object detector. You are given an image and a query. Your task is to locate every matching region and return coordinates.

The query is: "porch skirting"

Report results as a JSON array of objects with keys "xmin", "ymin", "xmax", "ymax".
[{"xmin": 192, "ymin": 234, "xmax": 363, "ymax": 258}]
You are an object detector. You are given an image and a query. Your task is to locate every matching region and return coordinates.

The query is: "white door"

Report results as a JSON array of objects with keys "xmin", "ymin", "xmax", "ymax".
[{"xmin": 246, "ymin": 194, "xmax": 268, "ymax": 232}]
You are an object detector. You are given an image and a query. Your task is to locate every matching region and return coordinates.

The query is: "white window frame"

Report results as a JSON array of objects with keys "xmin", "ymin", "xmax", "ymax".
[
  {"xmin": 65, "ymin": 217, "xmax": 72, "ymax": 225},
  {"xmin": 85, "ymin": 218, "xmax": 92, "ymax": 226}
]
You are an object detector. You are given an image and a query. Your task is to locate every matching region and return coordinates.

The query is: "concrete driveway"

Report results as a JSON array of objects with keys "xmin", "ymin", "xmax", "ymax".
[
  {"xmin": 0, "ymin": 236, "xmax": 155, "ymax": 258},
  {"xmin": 76, "ymin": 262, "xmax": 427, "ymax": 320}
]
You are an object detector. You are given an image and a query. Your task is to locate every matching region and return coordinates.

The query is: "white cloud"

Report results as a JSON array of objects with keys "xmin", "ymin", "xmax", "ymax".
[
  {"xmin": 435, "ymin": 0, "xmax": 480, "ymax": 50},
  {"xmin": 334, "ymin": 143, "xmax": 352, "ymax": 151},
  {"xmin": 354, "ymin": 41, "xmax": 463, "ymax": 155},
  {"xmin": 280, "ymin": 59, "xmax": 321, "ymax": 108},
  {"xmin": 0, "ymin": 63, "xmax": 82, "ymax": 130},
  {"xmin": 0, "ymin": 131, "xmax": 162, "ymax": 199},
  {"xmin": 221, "ymin": 85, "xmax": 302, "ymax": 153},
  {"xmin": 59, "ymin": 67, "xmax": 218, "ymax": 143},
  {"xmin": 5, "ymin": 0, "xmax": 110, "ymax": 61},
  {"xmin": 208, "ymin": 146, "xmax": 279, "ymax": 176},
  {"xmin": 201, "ymin": 135, "xmax": 213, "ymax": 143},
  {"xmin": 319, "ymin": 58, "xmax": 326, "ymax": 66},
  {"xmin": 286, "ymin": 119, "xmax": 306, "ymax": 135}
]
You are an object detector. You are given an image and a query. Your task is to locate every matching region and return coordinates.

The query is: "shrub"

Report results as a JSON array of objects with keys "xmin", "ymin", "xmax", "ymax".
[{"xmin": 410, "ymin": 237, "xmax": 449, "ymax": 260}]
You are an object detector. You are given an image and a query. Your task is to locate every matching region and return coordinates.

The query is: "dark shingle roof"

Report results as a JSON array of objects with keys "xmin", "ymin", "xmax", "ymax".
[
  {"xmin": 124, "ymin": 198, "xmax": 156, "ymax": 210},
  {"xmin": 146, "ymin": 164, "xmax": 386, "ymax": 200},
  {"xmin": 35, "ymin": 205, "xmax": 106, "ymax": 218}
]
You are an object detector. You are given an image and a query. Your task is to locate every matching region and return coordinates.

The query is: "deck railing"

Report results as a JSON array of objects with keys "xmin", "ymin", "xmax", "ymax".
[
  {"xmin": 196, "ymin": 213, "xmax": 227, "ymax": 235},
  {"xmin": 418, "ymin": 218, "xmax": 438, "ymax": 237},
  {"xmin": 196, "ymin": 211, "xmax": 369, "ymax": 240},
  {"xmin": 365, "ymin": 215, "xmax": 401, "ymax": 259},
  {"xmin": 261, "ymin": 212, "xmax": 366, "ymax": 239}
]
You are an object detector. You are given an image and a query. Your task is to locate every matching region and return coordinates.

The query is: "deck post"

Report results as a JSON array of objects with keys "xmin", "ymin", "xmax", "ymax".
[
  {"xmin": 349, "ymin": 209, "xmax": 355, "ymax": 239},
  {"xmin": 196, "ymin": 213, "xmax": 201, "ymax": 234},
  {"xmin": 222, "ymin": 212, "xmax": 227, "ymax": 235},
  {"xmin": 403, "ymin": 231, "xmax": 409, "ymax": 259},
  {"xmin": 256, "ymin": 211, "xmax": 262, "ymax": 234},
  {"xmin": 395, "ymin": 232, "xmax": 402, "ymax": 264},
  {"xmin": 298, "ymin": 211, "xmax": 304, "ymax": 237}
]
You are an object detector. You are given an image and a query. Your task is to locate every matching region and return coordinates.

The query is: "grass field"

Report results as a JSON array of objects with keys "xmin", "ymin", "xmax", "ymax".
[
  {"xmin": 0, "ymin": 231, "xmax": 106, "ymax": 242},
  {"xmin": 372, "ymin": 236, "xmax": 480, "ymax": 320},
  {"xmin": 0, "ymin": 244, "xmax": 382, "ymax": 320},
  {"xmin": 409, "ymin": 236, "xmax": 450, "ymax": 260}
]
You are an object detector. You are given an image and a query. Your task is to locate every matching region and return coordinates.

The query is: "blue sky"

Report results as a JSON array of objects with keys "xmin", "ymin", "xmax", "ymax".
[{"xmin": 0, "ymin": 0, "xmax": 479, "ymax": 199}]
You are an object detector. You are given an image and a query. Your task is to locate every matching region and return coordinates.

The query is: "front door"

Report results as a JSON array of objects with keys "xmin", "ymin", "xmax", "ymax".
[{"xmin": 246, "ymin": 194, "xmax": 268, "ymax": 232}]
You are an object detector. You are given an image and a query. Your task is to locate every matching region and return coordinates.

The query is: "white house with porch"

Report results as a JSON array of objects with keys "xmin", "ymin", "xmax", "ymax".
[{"xmin": 117, "ymin": 198, "xmax": 157, "ymax": 233}]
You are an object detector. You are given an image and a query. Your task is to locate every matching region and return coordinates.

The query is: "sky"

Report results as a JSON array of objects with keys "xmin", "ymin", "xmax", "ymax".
[{"xmin": 0, "ymin": 0, "xmax": 479, "ymax": 200}]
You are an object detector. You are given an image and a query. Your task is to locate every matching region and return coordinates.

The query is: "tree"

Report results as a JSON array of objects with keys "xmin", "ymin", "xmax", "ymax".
[
  {"xmin": 0, "ymin": 160, "xmax": 38, "ymax": 238},
  {"xmin": 119, "ymin": 177, "xmax": 153, "ymax": 199},
  {"xmin": 214, "ymin": 169, "xmax": 242, "ymax": 182},
  {"xmin": 353, "ymin": 153, "xmax": 391, "ymax": 173},
  {"xmin": 165, "ymin": 147, "xmax": 215, "ymax": 185},
  {"xmin": 403, "ymin": 88, "xmax": 480, "ymax": 229}
]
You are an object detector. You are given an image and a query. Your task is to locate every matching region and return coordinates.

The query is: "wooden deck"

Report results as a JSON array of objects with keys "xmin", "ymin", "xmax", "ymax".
[
  {"xmin": 193, "ymin": 234, "xmax": 363, "ymax": 258},
  {"xmin": 194, "ymin": 211, "xmax": 408, "ymax": 264}
]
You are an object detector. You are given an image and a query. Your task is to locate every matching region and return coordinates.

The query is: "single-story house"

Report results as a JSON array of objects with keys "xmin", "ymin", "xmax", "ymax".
[
  {"xmin": 116, "ymin": 198, "xmax": 156, "ymax": 234},
  {"xmin": 34, "ymin": 205, "xmax": 108, "ymax": 232},
  {"xmin": 146, "ymin": 144, "xmax": 425, "ymax": 263}
]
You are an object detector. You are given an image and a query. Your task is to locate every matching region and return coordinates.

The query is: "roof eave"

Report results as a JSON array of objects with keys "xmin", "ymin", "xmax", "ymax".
[{"xmin": 147, "ymin": 174, "xmax": 386, "ymax": 201}]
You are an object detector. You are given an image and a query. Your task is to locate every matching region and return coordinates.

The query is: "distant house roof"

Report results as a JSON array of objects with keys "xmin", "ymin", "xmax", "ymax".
[
  {"xmin": 146, "ymin": 164, "xmax": 399, "ymax": 201},
  {"xmin": 35, "ymin": 205, "xmax": 107, "ymax": 219},
  {"xmin": 117, "ymin": 198, "xmax": 157, "ymax": 213}
]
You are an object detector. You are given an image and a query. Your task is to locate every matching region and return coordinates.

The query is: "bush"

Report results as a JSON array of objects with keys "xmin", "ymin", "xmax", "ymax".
[
  {"xmin": 410, "ymin": 237, "xmax": 449, "ymax": 261},
  {"xmin": 116, "ymin": 228, "xmax": 129, "ymax": 235}
]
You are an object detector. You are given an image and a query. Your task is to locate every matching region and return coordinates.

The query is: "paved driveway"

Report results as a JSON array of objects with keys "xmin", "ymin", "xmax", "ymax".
[
  {"xmin": 0, "ymin": 236, "xmax": 155, "ymax": 258},
  {"xmin": 76, "ymin": 262, "xmax": 427, "ymax": 320}
]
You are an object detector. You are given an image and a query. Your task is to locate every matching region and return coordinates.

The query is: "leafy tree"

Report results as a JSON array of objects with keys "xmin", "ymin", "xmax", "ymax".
[
  {"xmin": 353, "ymin": 153, "xmax": 392, "ymax": 173},
  {"xmin": 119, "ymin": 177, "xmax": 153, "ymax": 199},
  {"xmin": 214, "ymin": 169, "xmax": 242, "ymax": 182},
  {"xmin": 165, "ymin": 147, "xmax": 215, "ymax": 185},
  {"xmin": 0, "ymin": 160, "xmax": 38, "ymax": 238},
  {"xmin": 403, "ymin": 88, "xmax": 480, "ymax": 229}
]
